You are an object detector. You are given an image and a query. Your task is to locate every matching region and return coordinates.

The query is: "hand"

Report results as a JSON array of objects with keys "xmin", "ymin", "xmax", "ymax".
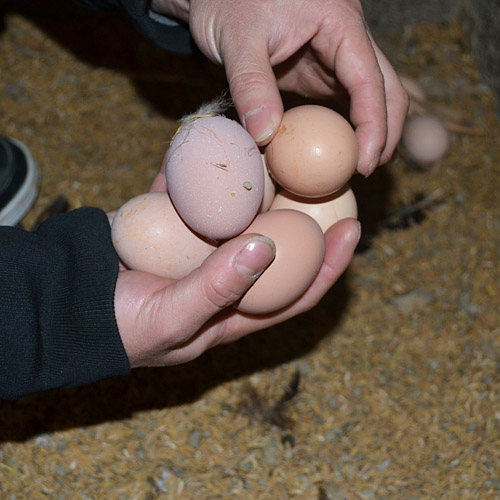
[
  {"xmin": 152, "ymin": 0, "xmax": 408, "ymax": 175},
  {"xmin": 115, "ymin": 15, "xmax": 364, "ymax": 367},
  {"xmin": 114, "ymin": 217, "xmax": 360, "ymax": 367},
  {"xmin": 118, "ymin": 113, "xmax": 360, "ymax": 368}
]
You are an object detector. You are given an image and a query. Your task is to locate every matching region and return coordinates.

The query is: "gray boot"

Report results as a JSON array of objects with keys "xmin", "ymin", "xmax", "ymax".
[{"xmin": 0, "ymin": 138, "xmax": 39, "ymax": 226}]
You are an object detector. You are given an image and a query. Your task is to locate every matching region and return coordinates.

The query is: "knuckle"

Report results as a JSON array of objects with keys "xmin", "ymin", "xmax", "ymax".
[
  {"xmin": 203, "ymin": 276, "xmax": 242, "ymax": 310},
  {"xmin": 228, "ymin": 68, "xmax": 270, "ymax": 98},
  {"xmin": 204, "ymin": 321, "xmax": 231, "ymax": 351}
]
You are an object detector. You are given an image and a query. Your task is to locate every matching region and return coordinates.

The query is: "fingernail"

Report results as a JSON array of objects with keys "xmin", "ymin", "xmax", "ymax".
[
  {"xmin": 356, "ymin": 221, "xmax": 362, "ymax": 245},
  {"xmin": 243, "ymin": 106, "xmax": 276, "ymax": 143},
  {"xmin": 365, "ymin": 151, "xmax": 381, "ymax": 177},
  {"xmin": 235, "ymin": 236, "xmax": 276, "ymax": 278}
]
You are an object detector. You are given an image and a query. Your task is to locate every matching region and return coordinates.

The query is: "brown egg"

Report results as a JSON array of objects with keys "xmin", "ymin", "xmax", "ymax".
[
  {"xmin": 234, "ymin": 209, "xmax": 325, "ymax": 315},
  {"xmin": 111, "ymin": 192, "xmax": 217, "ymax": 279},
  {"xmin": 401, "ymin": 113, "xmax": 450, "ymax": 166},
  {"xmin": 264, "ymin": 105, "xmax": 358, "ymax": 198},
  {"xmin": 269, "ymin": 184, "xmax": 357, "ymax": 232}
]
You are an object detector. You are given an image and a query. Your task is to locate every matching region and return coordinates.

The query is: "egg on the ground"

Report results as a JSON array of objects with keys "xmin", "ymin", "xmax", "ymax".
[{"xmin": 402, "ymin": 113, "xmax": 450, "ymax": 166}]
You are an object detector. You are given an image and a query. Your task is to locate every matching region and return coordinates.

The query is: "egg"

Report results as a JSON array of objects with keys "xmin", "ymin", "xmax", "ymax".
[
  {"xmin": 111, "ymin": 192, "xmax": 217, "ymax": 279},
  {"xmin": 234, "ymin": 209, "xmax": 325, "ymax": 315},
  {"xmin": 259, "ymin": 153, "xmax": 277, "ymax": 212},
  {"xmin": 401, "ymin": 113, "xmax": 450, "ymax": 166},
  {"xmin": 166, "ymin": 115, "xmax": 264, "ymax": 240},
  {"xmin": 264, "ymin": 105, "xmax": 358, "ymax": 198},
  {"xmin": 269, "ymin": 184, "xmax": 357, "ymax": 232}
]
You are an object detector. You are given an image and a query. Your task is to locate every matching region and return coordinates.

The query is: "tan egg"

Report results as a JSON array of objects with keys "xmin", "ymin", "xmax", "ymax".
[
  {"xmin": 259, "ymin": 153, "xmax": 277, "ymax": 212},
  {"xmin": 270, "ymin": 184, "xmax": 357, "ymax": 232},
  {"xmin": 401, "ymin": 113, "xmax": 450, "ymax": 166},
  {"xmin": 234, "ymin": 209, "xmax": 325, "ymax": 315},
  {"xmin": 264, "ymin": 105, "xmax": 358, "ymax": 198},
  {"xmin": 111, "ymin": 192, "xmax": 217, "ymax": 279}
]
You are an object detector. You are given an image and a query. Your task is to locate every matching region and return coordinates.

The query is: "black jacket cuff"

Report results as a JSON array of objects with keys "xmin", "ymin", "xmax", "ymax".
[
  {"xmin": 0, "ymin": 208, "xmax": 130, "ymax": 400},
  {"xmin": 72, "ymin": 0, "xmax": 195, "ymax": 54}
]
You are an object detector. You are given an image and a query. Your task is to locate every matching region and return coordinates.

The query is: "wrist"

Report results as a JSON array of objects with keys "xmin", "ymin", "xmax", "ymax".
[{"xmin": 150, "ymin": 0, "xmax": 190, "ymax": 23}]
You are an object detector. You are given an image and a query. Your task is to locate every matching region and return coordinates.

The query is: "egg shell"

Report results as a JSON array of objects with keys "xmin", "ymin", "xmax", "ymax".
[
  {"xmin": 234, "ymin": 209, "xmax": 325, "ymax": 315},
  {"xmin": 402, "ymin": 113, "xmax": 450, "ymax": 166},
  {"xmin": 264, "ymin": 105, "xmax": 358, "ymax": 198},
  {"xmin": 269, "ymin": 184, "xmax": 357, "ymax": 232},
  {"xmin": 111, "ymin": 192, "xmax": 217, "ymax": 279},
  {"xmin": 166, "ymin": 115, "xmax": 264, "ymax": 240}
]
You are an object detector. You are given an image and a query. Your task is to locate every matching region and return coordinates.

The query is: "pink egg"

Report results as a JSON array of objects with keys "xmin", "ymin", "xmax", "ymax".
[
  {"xmin": 234, "ymin": 209, "xmax": 325, "ymax": 315},
  {"xmin": 269, "ymin": 184, "xmax": 358, "ymax": 232},
  {"xmin": 111, "ymin": 192, "xmax": 217, "ymax": 279},
  {"xmin": 166, "ymin": 115, "xmax": 264, "ymax": 240}
]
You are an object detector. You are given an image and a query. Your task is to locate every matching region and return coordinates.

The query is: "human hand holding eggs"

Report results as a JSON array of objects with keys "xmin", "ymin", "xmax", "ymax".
[
  {"xmin": 112, "ymin": 104, "xmax": 359, "ymax": 316},
  {"xmin": 114, "ymin": 217, "xmax": 360, "ymax": 368}
]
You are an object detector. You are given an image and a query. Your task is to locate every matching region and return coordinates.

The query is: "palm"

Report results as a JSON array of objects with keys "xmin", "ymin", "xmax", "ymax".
[{"xmin": 274, "ymin": 46, "xmax": 344, "ymax": 100}]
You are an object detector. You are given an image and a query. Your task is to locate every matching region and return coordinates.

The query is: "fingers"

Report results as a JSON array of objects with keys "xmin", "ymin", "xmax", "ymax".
[
  {"xmin": 149, "ymin": 148, "xmax": 168, "ymax": 193},
  {"xmin": 309, "ymin": 10, "xmax": 406, "ymax": 176},
  {"xmin": 333, "ymin": 27, "xmax": 408, "ymax": 176},
  {"xmin": 327, "ymin": 24, "xmax": 388, "ymax": 176},
  {"xmin": 221, "ymin": 35, "xmax": 283, "ymax": 145},
  {"xmin": 369, "ymin": 41, "xmax": 409, "ymax": 167},
  {"xmin": 190, "ymin": 0, "xmax": 407, "ymax": 173},
  {"xmin": 169, "ymin": 234, "xmax": 275, "ymax": 329}
]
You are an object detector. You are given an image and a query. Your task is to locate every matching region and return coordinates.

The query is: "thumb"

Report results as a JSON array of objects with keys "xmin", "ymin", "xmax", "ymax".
[
  {"xmin": 152, "ymin": 234, "xmax": 275, "ymax": 342},
  {"xmin": 223, "ymin": 40, "xmax": 283, "ymax": 145},
  {"xmin": 117, "ymin": 234, "xmax": 275, "ymax": 367}
]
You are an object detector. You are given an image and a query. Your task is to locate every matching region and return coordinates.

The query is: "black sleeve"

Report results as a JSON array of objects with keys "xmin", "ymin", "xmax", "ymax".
[
  {"xmin": 71, "ymin": 0, "xmax": 195, "ymax": 54},
  {"xmin": 0, "ymin": 208, "xmax": 131, "ymax": 400}
]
